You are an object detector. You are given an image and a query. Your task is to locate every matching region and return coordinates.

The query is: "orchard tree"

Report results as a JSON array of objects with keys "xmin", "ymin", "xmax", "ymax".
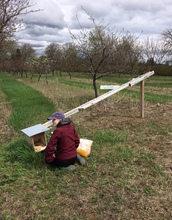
[
  {"xmin": 0, "ymin": 0, "xmax": 38, "ymax": 46},
  {"xmin": 70, "ymin": 18, "xmax": 119, "ymax": 97},
  {"xmin": 30, "ymin": 56, "xmax": 51, "ymax": 83},
  {"xmin": 143, "ymin": 37, "xmax": 168, "ymax": 70},
  {"xmin": 10, "ymin": 44, "xmax": 36, "ymax": 77},
  {"xmin": 45, "ymin": 42, "xmax": 79, "ymax": 77},
  {"xmin": 45, "ymin": 43, "xmax": 60, "ymax": 75},
  {"xmin": 161, "ymin": 28, "xmax": 172, "ymax": 63},
  {"xmin": 70, "ymin": 11, "xmax": 140, "ymax": 97},
  {"xmin": 0, "ymin": 39, "xmax": 17, "ymax": 71},
  {"xmin": 0, "ymin": 0, "xmax": 39, "ymax": 70},
  {"xmin": 113, "ymin": 32, "xmax": 142, "ymax": 77},
  {"xmin": 61, "ymin": 43, "xmax": 79, "ymax": 78},
  {"xmin": 161, "ymin": 28, "xmax": 172, "ymax": 49},
  {"xmin": 45, "ymin": 43, "xmax": 66, "ymax": 76}
]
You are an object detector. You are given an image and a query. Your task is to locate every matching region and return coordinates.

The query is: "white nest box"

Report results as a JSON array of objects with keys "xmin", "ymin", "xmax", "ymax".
[{"xmin": 21, "ymin": 124, "xmax": 49, "ymax": 152}]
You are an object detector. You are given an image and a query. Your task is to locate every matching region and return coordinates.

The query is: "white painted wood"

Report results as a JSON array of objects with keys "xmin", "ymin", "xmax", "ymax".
[
  {"xmin": 43, "ymin": 120, "xmax": 53, "ymax": 128},
  {"xmin": 100, "ymin": 85, "xmax": 119, "ymax": 90},
  {"xmin": 21, "ymin": 124, "xmax": 49, "ymax": 137},
  {"xmin": 43, "ymin": 71, "xmax": 155, "ymax": 127},
  {"xmin": 129, "ymin": 71, "xmax": 154, "ymax": 86},
  {"xmin": 140, "ymin": 80, "xmax": 145, "ymax": 118}
]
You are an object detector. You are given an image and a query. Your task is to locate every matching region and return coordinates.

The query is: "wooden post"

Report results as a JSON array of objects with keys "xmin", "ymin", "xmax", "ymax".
[
  {"xmin": 43, "ymin": 72, "xmax": 155, "ymax": 127},
  {"xmin": 107, "ymin": 97, "xmax": 110, "ymax": 105},
  {"xmin": 140, "ymin": 80, "xmax": 144, "ymax": 118}
]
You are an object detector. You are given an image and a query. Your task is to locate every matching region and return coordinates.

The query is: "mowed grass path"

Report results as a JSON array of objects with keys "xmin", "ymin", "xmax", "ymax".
[
  {"xmin": 0, "ymin": 73, "xmax": 171, "ymax": 220},
  {"xmin": 0, "ymin": 73, "xmax": 55, "ymax": 130}
]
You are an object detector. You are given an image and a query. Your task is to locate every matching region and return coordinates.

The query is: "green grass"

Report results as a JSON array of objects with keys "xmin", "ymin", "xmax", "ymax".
[
  {"xmin": 145, "ymin": 82, "xmax": 172, "ymax": 88},
  {"xmin": 51, "ymin": 74, "xmax": 172, "ymax": 104},
  {"xmin": 118, "ymin": 89, "xmax": 172, "ymax": 103},
  {"xmin": 0, "ymin": 129, "xmax": 166, "ymax": 219},
  {"xmin": 0, "ymin": 73, "xmax": 56, "ymax": 130},
  {"xmin": 58, "ymin": 79, "xmax": 172, "ymax": 103},
  {"xmin": 58, "ymin": 78, "xmax": 94, "ymax": 90},
  {"xmin": 0, "ymin": 72, "xmax": 171, "ymax": 219}
]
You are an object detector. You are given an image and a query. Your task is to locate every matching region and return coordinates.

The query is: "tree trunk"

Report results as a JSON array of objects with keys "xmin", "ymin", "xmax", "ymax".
[
  {"xmin": 93, "ymin": 75, "xmax": 98, "ymax": 98},
  {"xmin": 46, "ymin": 73, "xmax": 48, "ymax": 84},
  {"xmin": 30, "ymin": 72, "xmax": 34, "ymax": 80},
  {"xmin": 68, "ymin": 72, "xmax": 71, "ymax": 79},
  {"xmin": 38, "ymin": 73, "xmax": 41, "ymax": 82}
]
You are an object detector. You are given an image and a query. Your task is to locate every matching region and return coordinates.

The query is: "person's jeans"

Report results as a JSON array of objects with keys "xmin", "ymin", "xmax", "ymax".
[{"xmin": 47, "ymin": 156, "xmax": 77, "ymax": 168}]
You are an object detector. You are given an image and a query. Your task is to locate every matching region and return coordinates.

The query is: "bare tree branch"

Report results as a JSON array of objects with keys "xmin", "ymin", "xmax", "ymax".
[{"xmin": 0, "ymin": 0, "xmax": 40, "ymax": 45}]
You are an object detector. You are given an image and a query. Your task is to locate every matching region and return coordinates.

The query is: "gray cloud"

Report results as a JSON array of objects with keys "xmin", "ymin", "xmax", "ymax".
[
  {"xmin": 24, "ymin": 0, "xmax": 66, "ymax": 28},
  {"xmin": 15, "ymin": 0, "xmax": 172, "ymax": 55}
]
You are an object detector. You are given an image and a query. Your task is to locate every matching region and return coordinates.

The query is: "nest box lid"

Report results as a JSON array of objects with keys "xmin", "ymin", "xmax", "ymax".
[{"xmin": 21, "ymin": 124, "xmax": 49, "ymax": 137}]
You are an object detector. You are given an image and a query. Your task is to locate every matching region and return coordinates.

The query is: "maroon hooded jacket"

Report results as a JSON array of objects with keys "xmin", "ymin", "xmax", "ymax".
[{"xmin": 45, "ymin": 118, "xmax": 80, "ymax": 163}]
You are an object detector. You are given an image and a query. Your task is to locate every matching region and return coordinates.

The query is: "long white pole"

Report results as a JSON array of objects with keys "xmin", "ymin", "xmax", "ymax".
[{"xmin": 43, "ymin": 71, "xmax": 154, "ymax": 127}]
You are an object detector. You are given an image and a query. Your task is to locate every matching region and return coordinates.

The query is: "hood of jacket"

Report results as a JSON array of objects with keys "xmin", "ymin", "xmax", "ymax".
[{"xmin": 56, "ymin": 118, "xmax": 72, "ymax": 127}]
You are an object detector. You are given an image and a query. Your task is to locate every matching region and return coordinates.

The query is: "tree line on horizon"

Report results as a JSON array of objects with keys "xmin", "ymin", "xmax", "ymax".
[{"xmin": 0, "ymin": 0, "xmax": 172, "ymax": 97}]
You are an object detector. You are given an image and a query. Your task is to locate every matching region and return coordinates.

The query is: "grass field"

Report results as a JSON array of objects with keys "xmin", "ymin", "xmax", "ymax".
[{"xmin": 0, "ymin": 72, "xmax": 172, "ymax": 220}]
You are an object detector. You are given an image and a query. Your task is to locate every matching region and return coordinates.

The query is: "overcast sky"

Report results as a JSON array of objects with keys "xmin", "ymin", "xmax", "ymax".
[{"xmin": 15, "ymin": 0, "xmax": 172, "ymax": 55}]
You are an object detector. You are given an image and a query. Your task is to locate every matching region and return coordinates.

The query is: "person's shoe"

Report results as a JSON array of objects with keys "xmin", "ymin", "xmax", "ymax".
[
  {"xmin": 63, "ymin": 165, "xmax": 75, "ymax": 171},
  {"xmin": 77, "ymin": 154, "xmax": 86, "ymax": 165}
]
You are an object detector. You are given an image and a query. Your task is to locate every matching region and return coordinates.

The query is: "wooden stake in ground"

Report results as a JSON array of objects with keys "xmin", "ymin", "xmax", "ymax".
[
  {"xmin": 43, "ymin": 71, "xmax": 155, "ymax": 127},
  {"xmin": 140, "ymin": 80, "xmax": 144, "ymax": 118}
]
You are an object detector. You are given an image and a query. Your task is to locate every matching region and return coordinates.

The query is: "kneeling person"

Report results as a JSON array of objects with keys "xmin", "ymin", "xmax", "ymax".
[{"xmin": 45, "ymin": 112, "xmax": 81, "ymax": 170}]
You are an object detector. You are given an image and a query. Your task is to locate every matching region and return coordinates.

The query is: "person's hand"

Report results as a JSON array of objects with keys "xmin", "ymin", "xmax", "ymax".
[{"xmin": 53, "ymin": 154, "xmax": 55, "ymax": 158}]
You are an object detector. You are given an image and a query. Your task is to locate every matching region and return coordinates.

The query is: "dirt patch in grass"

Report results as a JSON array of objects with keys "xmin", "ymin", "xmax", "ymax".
[
  {"xmin": 74, "ymin": 100, "xmax": 172, "ymax": 173},
  {"xmin": 16, "ymin": 77, "xmax": 172, "ymax": 174},
  {"xmin": 2, "ymin": 76, "xmax": 169, "ymax": 219},
  {"xmin": 71, "ymin": 100, "xmax": 172, "ymax": 219},
  {"xmin": 0, "ymin": 90, "xmax": 14, "ymax": 144}
]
